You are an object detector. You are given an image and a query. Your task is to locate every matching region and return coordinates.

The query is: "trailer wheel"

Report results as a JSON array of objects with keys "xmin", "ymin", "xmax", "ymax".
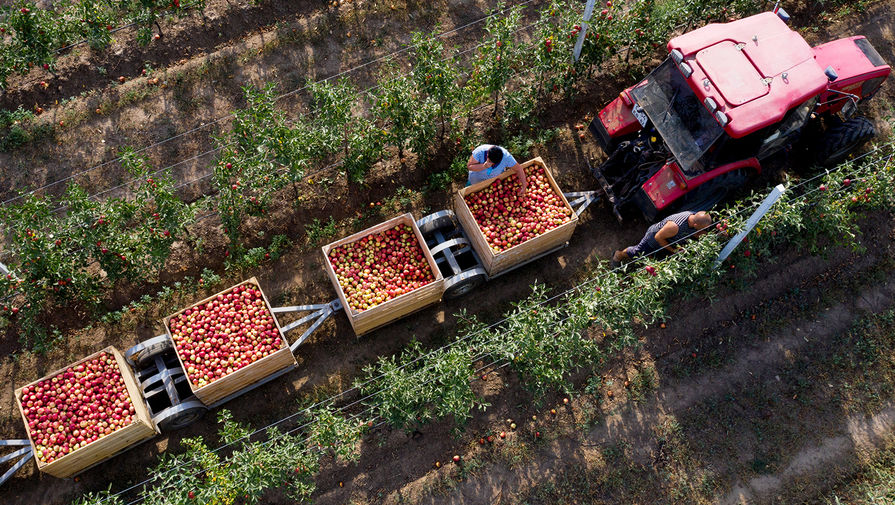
[
  {"xmin": 154, "ymin": 400, "xmax": 208, "ymax": 432},
  {"xmin": 126, "ymin": 335, "xmax": 173, "ymax": 368},
  {"xmin": 444, "ymin": 268, "xmax": 487, "ymax": 299},
  {"xmin": 815, "ymin": 117, "xmax": 875, "ymax": 167},
  {"xmin": 417, "ymin": 210, "xmax": 456, "ymax": 235}
]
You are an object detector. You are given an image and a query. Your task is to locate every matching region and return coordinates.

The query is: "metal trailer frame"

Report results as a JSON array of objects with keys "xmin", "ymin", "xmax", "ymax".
[{"xmin": 0, "ymin": 191, "xmax": 597, "ymax": 486}]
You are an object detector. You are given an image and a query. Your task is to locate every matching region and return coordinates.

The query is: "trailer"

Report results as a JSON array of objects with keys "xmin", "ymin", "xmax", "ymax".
[{"xmin": 0, "ymin": 158, "xmax": 596, "ymax": 485}]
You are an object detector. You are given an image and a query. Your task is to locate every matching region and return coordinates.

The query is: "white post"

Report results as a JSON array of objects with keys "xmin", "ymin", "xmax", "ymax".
[
  {"xmin": 713, "ymin": 184, "xmax": 786, "ymax": 269},
  {"xmin": 582, "ymin": 0, "xmax": 595, "ymax": 20},
  {"xmin": 573, "ymin": 0, "xmax": 596, "ymax": 62},
  {"xmin": 573, "ymin": 22, "xmax": 588, "ymax": 61}
]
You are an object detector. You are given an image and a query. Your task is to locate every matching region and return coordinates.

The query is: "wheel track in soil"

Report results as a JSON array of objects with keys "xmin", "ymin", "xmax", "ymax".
[
  {"xmin": 408, "ymin": 288, "xmax": 895, "ymax": 503},
  {"xmin": 0, "ymin": 0, "xmax": 544, "ymax": 205},
  {"xmin": 307, "ymin": 213, "xmax": 895, "ymax": 505},
  {"xmin": 1, "ymin": 5, "xmax": 894, "ymax": 503},
  {"xmin": 0, "ymin": 203, "xmax": 888, "ymax": 503}
]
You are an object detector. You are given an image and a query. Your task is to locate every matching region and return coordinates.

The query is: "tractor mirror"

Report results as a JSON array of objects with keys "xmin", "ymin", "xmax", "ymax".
[
  {"xmin": 775, "ymin": 8, "xmax": 791, "ymax": 23},
  {"xmin": 824, "ymin": 66, "xmax": 839, "ymax": 82},
  {"xmin": 842, "ymin": 97, "xmax": 857, "ymax": 118},
  {"xmin": 671, "ymin": 49, "xmax": 684, "ymax": 64}
]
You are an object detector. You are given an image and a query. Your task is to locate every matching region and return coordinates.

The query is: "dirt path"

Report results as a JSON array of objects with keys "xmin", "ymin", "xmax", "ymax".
[
  {"xmin": 355, "ymin": 221, "xmax": 895, "ymax": 505},
  {"xmin": 2, "ymin": 2, "xmax": 895, "ymax": 504},
  {"xmin": 722, "ymin": 405, "xmax": 895, "ymax": 504},
  {"xmin": 0, "ymin": 0, "xmax": 547, "ymax": 205}
]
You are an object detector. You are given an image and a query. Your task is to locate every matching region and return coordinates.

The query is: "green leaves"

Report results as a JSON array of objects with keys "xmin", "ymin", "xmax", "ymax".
[
  {"xmin": 213, "ymin": 84, "xmax": 296, "ymax": 249},
  {"xmin": 469, "ymin": 1, "xmax": 523, "ymax": 114},
  {"xmin": 0, "ymin": 0, "xmax": 207, "ymax": 90},
  {"xmin": 306, "ymin": 404, "xmax": 368, "ymax": 462},
  {"xmin": 306, "ymin": 77, "xmax": 385, "ymax": 182},
  {"xmin": 358, "ymin": 339, "xmax": 480, "ymax": 432},
  {"xmin": 0, "ymin": 149, "xmax": 194, "ymax": 350},
  {"xmin": 371, "ymin": 63, "xmax": 438, "ymax": 162},
  {"xmin": 410, "ymin": 30, "xmax": 460, "ymax": 140}
]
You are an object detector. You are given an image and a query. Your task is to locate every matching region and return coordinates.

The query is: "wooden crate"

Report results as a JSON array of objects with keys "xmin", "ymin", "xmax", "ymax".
[
  {"xmin": 322, "ymin": 213, "xmax": 445, "ymax": 336},
  {"xmin": 454, "ymin": 157, "xmax": 579, "ymax": 276},
  {"xmin": 163, "ymin": 277, "xmax": 297, "ymax": 405},
  {"xmin": 14, "ymin": 346, "xmax": 158, "ymax": 478}
]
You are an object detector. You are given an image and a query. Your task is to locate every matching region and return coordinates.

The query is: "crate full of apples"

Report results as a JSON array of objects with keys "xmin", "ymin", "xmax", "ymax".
[
  {"xmin": 164, "ymin": 278, "xmax": 296, "ymax": 405},
  {"xmin": 15, "ymin": 347, "xmax": 157, "ymax": 478},
  {"xmin": 322, "ymin": 213, "xmax": 444, "ymax": 335},
  {"xmin": 454, "ymin": 157, "xmax": 577, "ymax": 276}
]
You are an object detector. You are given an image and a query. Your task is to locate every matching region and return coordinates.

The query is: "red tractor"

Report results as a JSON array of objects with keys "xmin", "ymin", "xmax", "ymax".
[{"xmin": 589, "ymin": 10, "xmax": 890, "ymax": 221}]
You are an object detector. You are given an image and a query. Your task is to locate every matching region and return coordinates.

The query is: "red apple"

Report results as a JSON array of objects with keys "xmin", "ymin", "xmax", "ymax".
[
  {"xmin": 20, "ymin": 352, "xmax": 135, "ymax": 464},
  {"xmin": 463, "ymin": 165, "xmax": 572, "ymax": 253},
  {"xmin": 168, "ymin": 284, "xmax": 283, "ymax": 388},
  {"xmin": 327, "ymin": 223, "xmax": 435, "ymax": 313}
]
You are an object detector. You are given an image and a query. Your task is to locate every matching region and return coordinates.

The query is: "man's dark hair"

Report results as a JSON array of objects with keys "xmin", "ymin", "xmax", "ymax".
[{"xmin": 487, "ymin": 146, "xmax": 504, "ymax": 165}]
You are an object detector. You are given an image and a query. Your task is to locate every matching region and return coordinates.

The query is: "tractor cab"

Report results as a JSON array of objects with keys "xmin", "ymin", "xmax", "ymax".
[
  {"xmin": 629, "ymin": 57, "xmax": 726, "ymax": 176},
  {"xmin": 590, "ymin": 10, "xmax": 890, "ymax": 222}
]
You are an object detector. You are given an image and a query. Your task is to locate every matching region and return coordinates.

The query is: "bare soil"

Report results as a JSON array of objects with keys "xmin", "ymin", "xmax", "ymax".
[
  {"xmin": 2, "ymin": 1, "xmax": 895, "ymax": 504},
  {"xmin": 311, "ymin": 211, "xmax": 895, "ymax": 505},
  {"xmin": 0, "ymin": 0, "xmax": 546, "ymax": 205}
]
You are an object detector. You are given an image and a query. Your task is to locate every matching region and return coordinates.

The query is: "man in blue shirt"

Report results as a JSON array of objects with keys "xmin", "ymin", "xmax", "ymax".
[{"xmin": 466, "ymin": 144, "xmax": 528, "ymax": 195}]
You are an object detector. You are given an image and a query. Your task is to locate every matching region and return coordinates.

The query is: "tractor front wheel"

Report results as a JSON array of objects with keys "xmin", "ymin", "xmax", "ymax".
[
  {"xmin": 815, "ymin": 117, "xmax": 875, "ymax": 167},
  {"xmin": 678, "ymin": 169, "xmax": 749, "ymax": 213}
]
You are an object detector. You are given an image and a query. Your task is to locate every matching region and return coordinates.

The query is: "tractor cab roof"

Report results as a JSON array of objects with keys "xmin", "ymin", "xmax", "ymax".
[{"xmin": 667, "ymin": 12, "xmax": 829, "ymax": 138}]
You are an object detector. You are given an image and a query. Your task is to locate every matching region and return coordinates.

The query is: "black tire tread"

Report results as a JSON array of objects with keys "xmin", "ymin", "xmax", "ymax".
[
  {"xmin": 677, "ymin": 169, "xmax": 749, "ymax": 213},
  {"xmin": 816, "ymin": 117, "xmax": 875, "ymax": 167}
]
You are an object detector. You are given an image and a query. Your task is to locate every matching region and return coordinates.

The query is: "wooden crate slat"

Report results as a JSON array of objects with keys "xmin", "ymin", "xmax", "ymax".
[
  {"xmin": 14, "ymin": 346, "xmax": 158, "ymax": 478},
  {"xmin": 455, "ymin": 157, "xmax": 579, "ymax": 276},
  {"xmin": 163, "ymin": 277, "xmax": 297, "ymax": 406},
  {"xmin": 110, "ymin": 347, "xmax": 155, "ymax": 438},
  {"xmin": 322, "ymin": 213, "xmax": 445, "ymax": 336}
]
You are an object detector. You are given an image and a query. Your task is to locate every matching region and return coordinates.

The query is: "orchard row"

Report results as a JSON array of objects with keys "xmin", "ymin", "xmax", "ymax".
[
  {"xmin": 0, "ymin": 0, "xmax": 765, "ymax": 350},
  {"xmin": 0, "ymin": 0, "xmax": 206, "ymax": 91},
  {"xmin": 70, "ymin": 136, "xmax": 895, "ymax": 505}
]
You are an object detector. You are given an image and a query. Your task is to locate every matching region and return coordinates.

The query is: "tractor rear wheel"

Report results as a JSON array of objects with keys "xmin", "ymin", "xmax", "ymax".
[
  {"xmin": 678, "ymin": 169, "xmax": 749, "ymax": 212},
  {"xmin": 815, "ymin": 117, "xmax": 875, "ymax": 167}
]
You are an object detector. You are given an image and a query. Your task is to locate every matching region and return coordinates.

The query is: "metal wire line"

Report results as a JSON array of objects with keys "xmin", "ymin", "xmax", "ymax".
[
  {"xmin": 2, "ymin": 0, "xmax": 867, "ymax": 256},
  {"xmin": 85, "ymin": 25, "xmax": 548, "ymax": 226},
  {"xmin": 95, "ymin": 153, "xmax": 883, "ymax": 504},
  {"xmin": 5, "ymin": 0, "xmax": 757, "ymax": 218},
  {"xmin": 120, "ymin": 349, "xmax": 521, "ymax": 505},
  {"xmin": 0, "ymin": 3, "xmax": 547, "ymax": 271},
  {"xmin": 51, "ymin": 12, "xmax": 549, "ymax": 214},
  {"xmin": 1, "ymin": 0, "xmax": 541, "ymax": 207},
  {"xmin": 20, "ymin": 0, "xmax": 781, "ymax": 212},
  {"xmin": 3, "ymin": 143, "xmax": 882, "ymax": 307}
]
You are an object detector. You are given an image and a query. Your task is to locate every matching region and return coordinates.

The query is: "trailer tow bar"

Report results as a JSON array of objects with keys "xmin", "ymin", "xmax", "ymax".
[
  {"xmin": 0, "ymin": 440, "xmax": 33, "ymax": 486},
  {"xmin": 272, "ymin": 299, "xmax": 343, "ymax": 352},
  {"xmin": 564, "ymin": 191, "xmax": 600, "ymax": 217}
]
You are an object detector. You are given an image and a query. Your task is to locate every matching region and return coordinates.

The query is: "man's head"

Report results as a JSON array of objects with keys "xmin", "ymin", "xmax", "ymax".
[
  {"xmin": 486, "ymin": 146, "xmax": 504, "ymax": 166},
  {"xmin": 690, "ymin": 211, "xmax": 713, "ymax": 232}
]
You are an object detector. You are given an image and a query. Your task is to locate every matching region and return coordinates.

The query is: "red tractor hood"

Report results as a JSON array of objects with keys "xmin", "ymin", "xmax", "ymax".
[{"xmin": 668, "ymin": 12, "xmax": 829, "ymax": 138}]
